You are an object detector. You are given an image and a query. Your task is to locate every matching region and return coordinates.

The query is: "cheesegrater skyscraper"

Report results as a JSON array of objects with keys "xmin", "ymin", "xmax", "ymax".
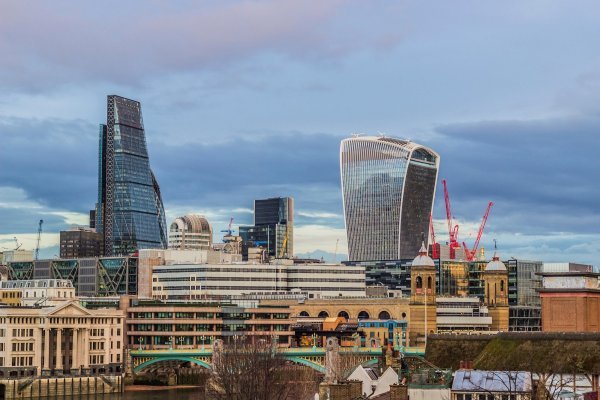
[{"xmin": 96, "ymin": 95, "xmax": 167, "ymax": 256}]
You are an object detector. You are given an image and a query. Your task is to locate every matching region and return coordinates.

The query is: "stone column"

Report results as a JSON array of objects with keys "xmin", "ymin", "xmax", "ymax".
[
  {"xmin": 71, "ymin": 329, "xmax": 79, "ymax": 374},
  {"xmin": 55, "ymin": 328, "xmax": 63, "ymax": 373},
  {"xmin": 83, "ymin": 328, "xmax": 90, "ymax": 369},
  {"xmin": 43, "ymin": 328, "xmax": 50, "ymax": 375},
  {"xmin": 105, "ymin": 338, "xmax": 110, "ymax": 366},
  {"xmin": 34, "ymin": 328, "xmax": 42, "ymax": 375}
]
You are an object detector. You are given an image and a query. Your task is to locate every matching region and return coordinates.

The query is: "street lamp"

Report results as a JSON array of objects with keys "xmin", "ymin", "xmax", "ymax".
[
  {"xmin": 137, "ymin": 336, "xmax": 144, "ymax": 350},
  {"xmin": 200, "ymin": 335, "xmax": 206, "ymax": 351},
  {"xmin": 177, "ymin": 336, "xmax": 185, "ymax": 348}
]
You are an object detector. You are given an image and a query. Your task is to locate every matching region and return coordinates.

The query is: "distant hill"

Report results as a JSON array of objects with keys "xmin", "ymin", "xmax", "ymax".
[{"xmin": 295, "ymin": 249, "xmax": 348, "ymax": 263}]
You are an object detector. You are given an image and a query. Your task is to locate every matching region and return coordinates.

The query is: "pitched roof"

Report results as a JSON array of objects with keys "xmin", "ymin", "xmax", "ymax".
[{"xmin": 452, "ymin": 370, "xmax": 532, "ymax": 393}]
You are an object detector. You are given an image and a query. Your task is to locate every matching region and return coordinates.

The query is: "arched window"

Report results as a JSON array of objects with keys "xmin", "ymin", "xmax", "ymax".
[
  {"xmin": 500, "ymin": 280, "xmax": 505, "ymax": 292},
  {"xmin": 357, "ymin": 311, "xmax": 370, "ymax": 319},
  {"xmin": 416, "ymin": 276, "xmax": 423, "ymax": 289},
  {"xmin": 298, "ymin": 311, "xmax": 309, "ymax": 317},
  {"xmin": 427, "ymin": 276, "xmax": 433, "ymax": 289},
  {"xmin": 318, "ymin": 311, "xmax": 329, "ymax": 318},
  {"xmin": 338, "ymin": 311, "xmax": 350, "ymax": 320},
  {"xmin": 378, "ymin": 311, "xmax": 391, "ymax": 320}
]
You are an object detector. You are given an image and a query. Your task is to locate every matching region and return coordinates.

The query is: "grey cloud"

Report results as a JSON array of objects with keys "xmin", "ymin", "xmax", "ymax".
[
  {"xmin": 0, "ymin": 0, "xmax": 403, "ymax": 92},
  {"xmin": 425, "ymin": 115, "xmax": 600, "ymax": 236}
]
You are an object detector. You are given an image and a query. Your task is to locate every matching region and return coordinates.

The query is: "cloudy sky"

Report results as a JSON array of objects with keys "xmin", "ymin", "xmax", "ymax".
[{"xmin": 0, "ymin": 0, "xmax": 599, "ymax": 264}]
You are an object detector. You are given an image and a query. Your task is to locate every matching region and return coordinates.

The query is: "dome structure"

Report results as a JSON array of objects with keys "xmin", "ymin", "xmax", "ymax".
[
  {"xmin": 169, "ymin": 214, "xmax": 213, "ymax": 250},
  {"xmin": 411, "ymin": 242, "xmax": 435, "ymax": 267},
  {"xmin": 485, "ymin": 255, "xmax": 507, "ymax": 272}
]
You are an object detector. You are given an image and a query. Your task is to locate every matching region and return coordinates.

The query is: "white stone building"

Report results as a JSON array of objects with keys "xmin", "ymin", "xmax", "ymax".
[{"xmin": 0, "ymin": 300, "xmax": 124, "ymax": 377}]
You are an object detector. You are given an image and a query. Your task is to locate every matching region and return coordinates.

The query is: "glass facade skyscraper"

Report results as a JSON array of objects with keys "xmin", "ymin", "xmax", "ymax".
[
  {"xmin": 239, "ymin": 197, "xmax": 294, "ymax": 259},
  {"xmin": 340, "ymin": 136, "xmax": 439, "ymax": 261},
  {"xmin": 96, "ymin": 95, "xmax": 167, "ymax": 256}
]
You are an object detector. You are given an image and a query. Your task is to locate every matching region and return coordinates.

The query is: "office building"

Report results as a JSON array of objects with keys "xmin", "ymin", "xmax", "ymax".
[
  {"xmin": 125, "ymin": 299, "xmax": 293, "ymax": 349},
  {"xmin": 239, "ymin": 197, "xmax": 293, "ymax": 259},
  {"xmin": 168, "ymin": 214, "xmax": 213, "ymax": 250},
  {"xmin": 96, "ymin": 95, "xmax": 167, "ymax": 256},
  {"xmin": 0, "ymin": 300, "xmax": 124, "ymax": 376},
  {"xmin": 151, "ymin": 261, "xmax": 366, "ymax": 299},
  {"xmin": 6, "ymin": 257, "xmax": 139, "ymax": 297},
  {"xmin": 59, "ymin": 228, "xmax": 102, "ymax": 259},
  {"xmin": 340, "ymin": 135, "xmax": 439, "ymax": 261}
]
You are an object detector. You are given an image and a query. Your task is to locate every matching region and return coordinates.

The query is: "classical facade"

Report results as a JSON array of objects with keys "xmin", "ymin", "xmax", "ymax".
[
  {"xmin": 0, "ymin": 300, "xmax": 124, "ymax": 377},
  {"xmin": 340, "ymin": 135, "xmax": 439, "ymax": 261},
  {"xmin": 0, "ymin": 279, "xmax": 75, "ymax": 306}
]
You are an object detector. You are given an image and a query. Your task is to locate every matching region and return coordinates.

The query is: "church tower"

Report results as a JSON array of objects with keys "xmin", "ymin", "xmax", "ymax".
[
  {"xmin": 409, "ymin": 243, "xmax": 437, "ymax": 347},
  {"xmin": 483, "ymin": 252, "xmax": 509, "ymax": 331}
]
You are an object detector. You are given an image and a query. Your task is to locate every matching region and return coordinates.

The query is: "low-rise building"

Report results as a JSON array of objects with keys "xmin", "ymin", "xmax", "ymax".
[
  {"xmin": 451, "ymin": 370, "xmax": 533, "ymax": 400},
  {"xmin": 125, "ymin": 299, "xmax": 294, "ymax": 349},
  {"xmin": 0, "ymin": 300, "xmax": 124, "ymax": 377},
  {"xmin": 0, "ymin": 279, "xmax": 75, "ymax": 306},
  {"xmin": 539, "ymin": 271, "xmax": 600, "ymax": 332}
]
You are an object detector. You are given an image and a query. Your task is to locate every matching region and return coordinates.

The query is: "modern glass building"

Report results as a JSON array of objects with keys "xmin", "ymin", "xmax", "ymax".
[
  {"xmin": 340, "ymin": 136, "xmax": 439, "ymax": 262},
  {"xmin": 96, "ymin": 95, "xmax": 167, "ymax": 256},
  {"xmin": 239, "ymin": 197, "xmax": 293, "ymax": 259}
]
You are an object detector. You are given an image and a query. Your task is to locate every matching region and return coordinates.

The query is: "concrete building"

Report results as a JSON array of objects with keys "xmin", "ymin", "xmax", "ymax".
[
  {"xmin": 539, "ymin": 271, "xmax": 600, "ymax": 332},
  {"xmin": 168, "ymin": 214, "xmax": 212, "ymax": 250},
  {"xmin": 340, "ymin": 135, "xmax": 439, "ymax": 261},
  {"xmin": 0, "ymin": 279, "xmax": 75, "ymax": 306},
  {"xmin": 150, "ymin": 261, "xmax": 366, "ymax": 299},
  {"xmin": 0, "ymin": 300, "xmax": 124, "ymax": 377},
  {"xmin": 125, "ymin": 299, "xmax": 293, "ymax": 349},
  {"xmin": 0, "ymin": 250, "xmax": 33, "ymax": 264},
  {"xmin": 59, "ymin": 227, "xmax": 102, "ymax": 259}
]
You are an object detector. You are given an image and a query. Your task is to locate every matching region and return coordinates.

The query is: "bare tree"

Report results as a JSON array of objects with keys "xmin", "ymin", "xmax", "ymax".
[{"xmin": 206, "ymin": 337, "xmax": 320, "ymax": 400}]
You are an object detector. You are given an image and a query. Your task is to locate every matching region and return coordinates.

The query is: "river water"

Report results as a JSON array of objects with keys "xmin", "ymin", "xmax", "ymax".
[{"xmin": 39, "ymin": 387, "xmax": 205, "ymax": 400}]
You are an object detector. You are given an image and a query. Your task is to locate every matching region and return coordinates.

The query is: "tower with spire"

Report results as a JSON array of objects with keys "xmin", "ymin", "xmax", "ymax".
[
  {"xmin": 409, "ymin": 242, "xmax": 437, "ymax": 347},
  {"xmin": 482, "ymin": 242, "xmax": 509, "ymax": 331}
]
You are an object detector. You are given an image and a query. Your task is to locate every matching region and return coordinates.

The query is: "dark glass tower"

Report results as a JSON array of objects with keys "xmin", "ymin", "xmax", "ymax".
[
  {"xmin": 340, "ymin": 136, "xmax": 439, "ymax": 261},
  {"xmin": 239, "ymin": 197, "xmax": 294, "ymax": 259},
  {"xmin": 96, "ymin": 95, "xmax": 167, "ymax": 256}
]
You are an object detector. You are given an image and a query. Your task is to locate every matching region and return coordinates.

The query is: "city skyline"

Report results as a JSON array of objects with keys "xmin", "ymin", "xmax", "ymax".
[{"xmin": 0, "ymin": 1, "xmax": 599, "ymax": 264}]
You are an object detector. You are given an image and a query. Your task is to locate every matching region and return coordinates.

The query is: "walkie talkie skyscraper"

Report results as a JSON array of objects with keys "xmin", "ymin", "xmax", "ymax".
[
  {"xmin": 96, "ymin": 95, "xmax": 167, "ymax": 256},
  {"xmin": 340, "ymin": 136, "xmax": 439, "ymax": 261}
]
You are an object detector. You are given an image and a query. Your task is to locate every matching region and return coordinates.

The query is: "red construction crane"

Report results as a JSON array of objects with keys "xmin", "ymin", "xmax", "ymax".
[
  {"xmin": 429, "ymin": 213, "xmax": 439, "ymax": 259},
  {"xmin": 462, "ymin": 202, "xmax": 494, "ymax": 261},
  {"xmin": 442, "ymin": 179, "xmax": 461, "ymax": 259}
]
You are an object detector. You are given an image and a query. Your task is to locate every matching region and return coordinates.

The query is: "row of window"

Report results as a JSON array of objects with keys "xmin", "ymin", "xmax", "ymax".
[{"xmin": 12, "ymin": 342, "xmax": 34, "ymax": 352}]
